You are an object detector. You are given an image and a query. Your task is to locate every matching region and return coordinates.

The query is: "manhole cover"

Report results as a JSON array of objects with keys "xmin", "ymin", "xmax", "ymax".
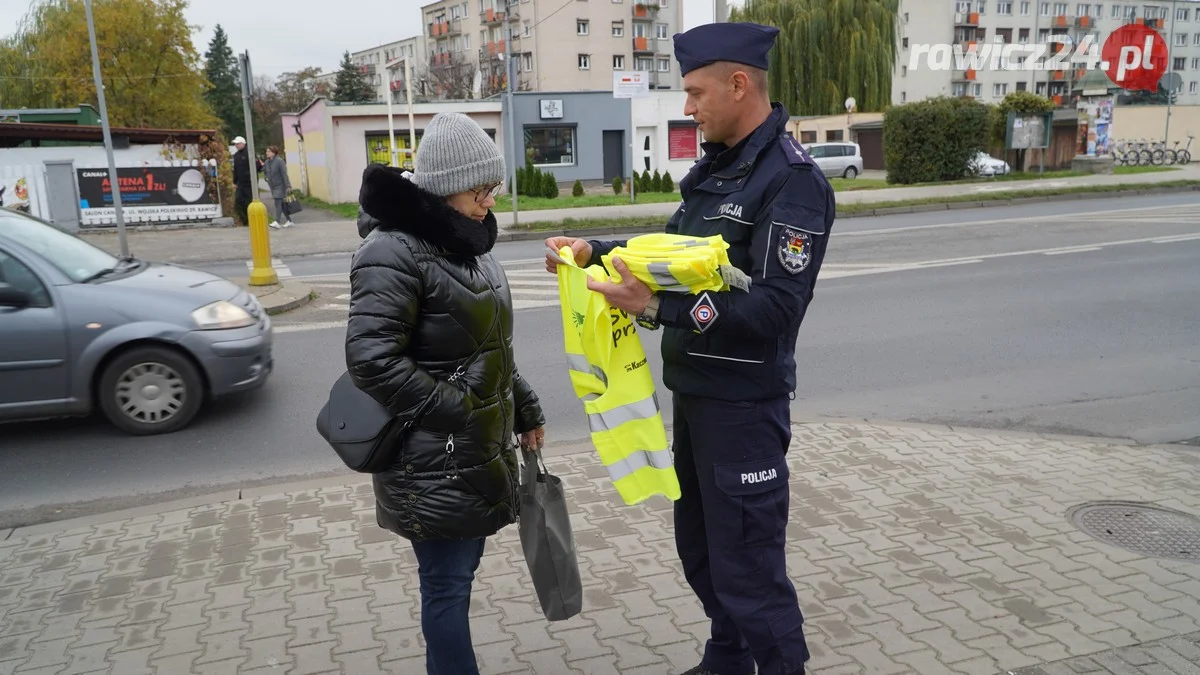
[{"xmin": 1068, "ymin": 501, "xmax": 1200, "ymax": 563}]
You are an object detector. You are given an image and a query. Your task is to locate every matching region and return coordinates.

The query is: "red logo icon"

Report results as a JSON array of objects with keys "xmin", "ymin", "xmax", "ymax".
[{"xmin": 1102, "ymin": 24, "xmax": 1169, "ymax": 91}]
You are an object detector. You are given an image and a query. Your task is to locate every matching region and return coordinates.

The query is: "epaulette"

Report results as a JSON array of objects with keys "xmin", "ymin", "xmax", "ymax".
[{"xmin": 779, "ymin": 134, "xmax": 815, "ymax": 167}]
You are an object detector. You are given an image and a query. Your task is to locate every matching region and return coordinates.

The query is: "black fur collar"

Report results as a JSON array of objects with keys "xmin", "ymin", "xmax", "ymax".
[{"xmin": 357, "ymin": 163, "xmax": 498, "ymax": 258}]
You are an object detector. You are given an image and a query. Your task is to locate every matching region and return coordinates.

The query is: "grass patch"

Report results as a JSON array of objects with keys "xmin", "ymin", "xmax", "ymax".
[
  {"xmin": 300, "ymin": 195, "xmax": 359, "ymax": 220},
  {"xmin": 509, "ymin": 180, "xmax": 1200, "ymax": 232}
]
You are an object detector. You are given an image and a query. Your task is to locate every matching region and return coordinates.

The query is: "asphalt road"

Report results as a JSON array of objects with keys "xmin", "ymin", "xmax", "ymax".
[{"xmin": 2, "ymin": 194, "xmax": 1198, "ymax": 528}]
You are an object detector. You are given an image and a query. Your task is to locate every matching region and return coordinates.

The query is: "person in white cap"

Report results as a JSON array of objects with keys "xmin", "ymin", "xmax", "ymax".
[
  {"xmin": 345, "ymin": 112, "xmax": 546, "ymax": 675},
  {"xmin": 230, "ymin": 135, "xmax": 260, "ymax": 226}
]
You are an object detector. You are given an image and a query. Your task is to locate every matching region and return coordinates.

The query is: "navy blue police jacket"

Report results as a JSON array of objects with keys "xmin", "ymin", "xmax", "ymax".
[{"xmin": 587, "ymin": 103, "xmax": 836, "ymax": 402}]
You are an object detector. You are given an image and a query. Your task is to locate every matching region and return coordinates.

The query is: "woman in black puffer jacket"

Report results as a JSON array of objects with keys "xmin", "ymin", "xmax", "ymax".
[{"xmin": 345, "ymin": 112, "xmax": 545, "ymax": 675}]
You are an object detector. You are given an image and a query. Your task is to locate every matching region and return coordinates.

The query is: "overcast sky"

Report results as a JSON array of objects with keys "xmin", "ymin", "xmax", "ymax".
[
  {"xmin": 2, "ymin": 0, "xmax": 728, "ymax": 80},
  {"xmin": 0, "ymin": 0, "xmax": 426, "ymax": 79}
]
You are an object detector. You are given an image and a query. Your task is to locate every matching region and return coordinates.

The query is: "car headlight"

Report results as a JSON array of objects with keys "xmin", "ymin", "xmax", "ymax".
[{"xmin": 192, "ymin": 300, "xmax": 255, "ymax": 330}]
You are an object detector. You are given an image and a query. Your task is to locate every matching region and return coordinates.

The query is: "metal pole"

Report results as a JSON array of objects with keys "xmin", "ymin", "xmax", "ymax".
[
  {"xmin": 1164, "ymin": 0, "xmax": 1177, "ymax": 144},
  {"xmin": 84, "ymin": 0, "xmax": 127, "ymax": 256},
  {"xmin": 386, "ymin": 64, "xmax": 398, "ymax": 167},
  {"xmin": 506, "ymin": 31, "xmax": 520, "ymax": 228},
  {"xmin": 630, "ymin": 92, "xmax": 636, "ymax": 203},
  {"xmin": 239, "ymin": 52, "xmax": 259, "ymax": 185},
  {"xmin": 405, "ymin": 58, "xmax": 417, "ymax": 170}
]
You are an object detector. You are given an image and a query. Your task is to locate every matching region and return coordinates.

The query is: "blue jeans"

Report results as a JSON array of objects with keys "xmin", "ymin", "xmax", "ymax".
[{"xmin": 410, "ymin": 537, "xmax": 487, "ymax": 675}]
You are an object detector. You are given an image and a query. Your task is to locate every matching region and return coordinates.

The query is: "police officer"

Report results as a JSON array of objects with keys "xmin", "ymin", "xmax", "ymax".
[{"xmin": 545, "ymin": 21, "xmax": 833, "ymax": 675}]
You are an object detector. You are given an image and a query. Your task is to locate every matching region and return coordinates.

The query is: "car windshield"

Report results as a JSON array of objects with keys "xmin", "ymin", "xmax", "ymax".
[{"xmin": 0, "ymin": 210, "xmax": 120, "ymax": 282}]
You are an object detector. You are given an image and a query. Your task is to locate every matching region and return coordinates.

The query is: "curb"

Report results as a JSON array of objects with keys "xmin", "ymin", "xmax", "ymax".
[
  {"xmin": 237, "ymin": 278, "xmax": 314, "ymax": 315},
  {"xmin": 496, "ymin": 183, "xmax": 1200, "ymax": 240},
  {"xmin": 5, "ymin": 418, "xmax": 1194, "ymax": 540}
]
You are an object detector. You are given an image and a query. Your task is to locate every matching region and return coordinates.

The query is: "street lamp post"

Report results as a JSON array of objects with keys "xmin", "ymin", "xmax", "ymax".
[
  {"xmin": 503, "ymin": 32, "xmax": 520, "ymax": 227},
  {"xmin": 83, "ymin": 0, "xmax": 128, "ymax": 257}
]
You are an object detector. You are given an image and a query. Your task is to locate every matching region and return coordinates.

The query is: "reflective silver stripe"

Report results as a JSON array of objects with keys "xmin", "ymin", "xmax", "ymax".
[
  {"xmin": 587, "ymin": 392, "xmax": 659, "ymax": 433},
  {"xmin": 645, "ymin": 262, "xmax": 680, "ymax": 289},
  {"xmin": 607, "ymin": 447, "xmax": 674, "ymax": 482},
  {"xmin": 581, "ymin": 393, "xmax": 600, "ymax": 402},
  {"xmin": 566, "ymin": 353, "xmax": 607, "ymax": 384}
]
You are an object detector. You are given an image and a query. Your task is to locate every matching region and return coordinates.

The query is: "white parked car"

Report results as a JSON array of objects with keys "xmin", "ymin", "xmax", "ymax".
[
  {"xmin": 968, "ymin": 151, "xmax": 1011, "ymax": 177},
  {"xmin": 804, "ymin": 142, "xmax": 864, "ymax": 179}
]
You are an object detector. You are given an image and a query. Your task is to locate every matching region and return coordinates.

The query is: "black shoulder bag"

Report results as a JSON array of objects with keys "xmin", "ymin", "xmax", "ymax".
[{"xmin": 316, "ymin": 308, "xmax": 501, "ymax": 474}]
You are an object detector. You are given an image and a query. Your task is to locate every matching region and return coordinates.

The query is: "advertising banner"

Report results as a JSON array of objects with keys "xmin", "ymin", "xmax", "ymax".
[{"xmin": 77, "ymin": 166, "xmax": 220, "ymax": 224}]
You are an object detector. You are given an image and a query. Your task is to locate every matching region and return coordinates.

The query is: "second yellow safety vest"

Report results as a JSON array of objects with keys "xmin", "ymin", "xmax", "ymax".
[
  {"xmin": 600, "ymin": 233, "xmax": 742, "ymax": 294},
  {"xmin": 555, "ymin": 246, "xmax": 681, "ymax": 506}
]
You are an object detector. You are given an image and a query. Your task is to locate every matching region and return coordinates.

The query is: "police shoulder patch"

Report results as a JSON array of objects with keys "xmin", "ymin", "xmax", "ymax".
[
  {"xmin": 776, "ymin": 225, "xmax": 812, "ymax": 275},
  {"xmin": 689, "ymin": 292, "xmax": 719, "ymax": 334}
]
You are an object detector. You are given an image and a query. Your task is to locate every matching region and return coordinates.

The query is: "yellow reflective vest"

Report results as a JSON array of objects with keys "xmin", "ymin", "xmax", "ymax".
[
  {"xmin": 599, "ymin": 233, "xmax": 739, "ymax": 294},
  {"xmin": 555, "ymin": 246, "xmax": 681, "ymax": 505}
]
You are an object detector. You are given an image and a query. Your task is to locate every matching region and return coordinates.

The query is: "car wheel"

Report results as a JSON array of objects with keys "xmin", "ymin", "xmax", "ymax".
[
  {"xmin": 843, "ymin": 166, "xmax": 858, "ymax": 179},
  {"xmin": 97, "ymin": 346, "xmax": 204, "ymax": 435}
]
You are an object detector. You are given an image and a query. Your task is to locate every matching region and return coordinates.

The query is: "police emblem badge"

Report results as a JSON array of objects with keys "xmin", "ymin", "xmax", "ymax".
[{"xmin": 776, "ymin": 226, "xmax": 811, "ymax": 274}]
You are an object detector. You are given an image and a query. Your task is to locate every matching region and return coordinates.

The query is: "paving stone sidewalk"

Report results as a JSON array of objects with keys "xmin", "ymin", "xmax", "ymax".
[{"xmin": 2, "ymin": 421, "xmax": 1199, "ymax": 675}]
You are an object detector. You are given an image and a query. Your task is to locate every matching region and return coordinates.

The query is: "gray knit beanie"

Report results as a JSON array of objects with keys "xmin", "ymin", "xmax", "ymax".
[{"xmin": 412, "ymin": 112, "xmax": 505, "ymax": 197}]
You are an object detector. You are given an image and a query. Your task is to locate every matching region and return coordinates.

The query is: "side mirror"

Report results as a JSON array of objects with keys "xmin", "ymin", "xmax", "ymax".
[{"xmin": 0, "ymin": 282, "xmax": 31, "ymax": 309}]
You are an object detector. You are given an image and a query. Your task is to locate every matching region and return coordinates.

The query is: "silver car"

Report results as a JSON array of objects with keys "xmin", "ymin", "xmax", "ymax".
[
  {"xmin": 804, "ymin": 141, "xmax": 864, "ymax": 179},
  {"xmin": 0, "ymin": 208, "xmax": 273, "ymax": 435}
]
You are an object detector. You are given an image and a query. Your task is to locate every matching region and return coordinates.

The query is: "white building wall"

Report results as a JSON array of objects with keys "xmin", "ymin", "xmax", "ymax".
[{"xmin": 632, "ymin": 90, "xmax": 703, "ymax": 179}]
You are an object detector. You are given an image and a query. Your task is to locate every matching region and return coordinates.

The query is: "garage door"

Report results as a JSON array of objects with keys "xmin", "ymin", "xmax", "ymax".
[{"xmin": 856, "ymin": 129, "xmax": 885, "ymax": 170}]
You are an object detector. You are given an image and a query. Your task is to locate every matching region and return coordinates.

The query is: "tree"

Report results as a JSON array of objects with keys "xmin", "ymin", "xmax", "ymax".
[
  {"xmin": 730, "ymin": 0, "xmax": 898, "ymax": 115},
  {"xmin": 0, "ymin": 0, "xmax": 216, "ymax": 129},
  {"xmin": 612, "ymin": 176, "xmax": 623, "ymax": 195},
  {"xmin": 883, "ymin": 96, "xmax": 990, "ymax": 184},
  {"xmin": 333, "ymin": 51, "xmax": 373, "ymax": 103},
  {"xmin": 275, "ymin": 67, "xmax": 324, "ymax": 112},
  {"xmin": 990, "ymin": 91, "xmax": 1055, "ymax": 172},
  {"xmin": 203, "ymin": 24, "xmax": 242, "ymax": 141},
  {"xmin": 422, "ymin": 54, "xmax": 479, "ymax": 100},
  {"xmin": 662, "ymin": 170, "xmax": 674, "ymax": 193}
]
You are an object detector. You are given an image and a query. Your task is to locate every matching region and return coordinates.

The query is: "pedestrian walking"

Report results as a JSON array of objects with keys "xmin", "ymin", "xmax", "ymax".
[
  {"xmin": 544, "ymin": 22, "xmax": 835, "ymax": 675},
  {"xmin": 230, "ymin": 136, "xmax": 262, "ymax": 226},
  {"xmin": 263, "ymin": 145, "xmax": 294, "ymax": 229},
  {"xmin": 346, "ymin": 112, "xmax": 547, "ymax": 675}
]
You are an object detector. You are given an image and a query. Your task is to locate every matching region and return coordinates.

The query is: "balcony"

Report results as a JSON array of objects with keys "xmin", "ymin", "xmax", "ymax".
[
  {"xmin": 1076, "ymin": 15, "xmax": 1092, "ymax": 28},
  {"xmin": 1053, "ymin": 14, "xmax": 1069, "ymax": 27},
  {"xmin": 389, "ymin": 79, "xmax": 408, "ymax": 92},
  {"xmin": 482, "ymin": 8, "xmax": 507, "ymax": 24},
  {"xmin": 430, "ymin": 52, "xmax": 455, "ymax": 67},
  {"xmin": 1052, "ymin": 69, "xmax": 1065, "ymax": 80},
  {"xmin": 428, "ymin": 18, "xmax": 462, "ymax": 39},
  {"xmin": 633, "ymin": 36, "xmax": 656, "ymax": 53},
  {"xmin": 952, "ymin": 68, "xmax": 977, "ymax": 82},
  {"xmin": 633, "ymin": 3, "xmax": 660, "ymax": 19},
  {"xmin": 483, "ymin": 40, "xmax": 507, "ymax": 56},
  {"xmin": 954, "ymin": 11, "xmax": 979, "ymax": 26}
]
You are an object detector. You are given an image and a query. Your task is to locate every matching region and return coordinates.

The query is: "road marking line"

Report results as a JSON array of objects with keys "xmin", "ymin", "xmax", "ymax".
[
  {"xmin": 274, "ymin": 321, "xmax": 346, "ymax": 334},
  {"xmin": 1151, "ymin": 233, "xmax": 1200, "ymax": 243},
  {"xmin": 1042, "ymin": 247, "xmax": 1102, "ymax": 255},
  {"xmin": 837, "ymin": 202, "xmax": 1200, "ymax": 238},
  {"xmin": 320, "ymin": 303, "xmax": 349, "ymax": 311}
]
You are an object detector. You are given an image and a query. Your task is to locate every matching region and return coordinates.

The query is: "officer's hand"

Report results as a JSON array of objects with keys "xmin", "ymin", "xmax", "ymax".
[
  {"xmin": 587, "ymin": 257, "xmax": 653, "ymax": 315},
  {"xmin": 544, "ymin": 237, "xmax": 592, "ymax": 273}
]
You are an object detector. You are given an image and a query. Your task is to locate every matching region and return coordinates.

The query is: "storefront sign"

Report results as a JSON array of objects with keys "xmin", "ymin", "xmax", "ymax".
[
  {"xmin": 77, "ymin": 166, "xmax": 219, "ymax": 225},
  {"xmin": 668, "ymin": 124, "xmax": 699, "ymax": 160}
]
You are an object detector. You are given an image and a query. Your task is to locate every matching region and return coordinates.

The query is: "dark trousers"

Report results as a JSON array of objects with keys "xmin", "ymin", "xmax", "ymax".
[
  {"xmin": 672, "ymin": 393, "xmax": 809, "ymax": 675},
  {"xmin": 410, "ymin": 537, "xmax": 486, "ymax": 675},
  {"xmin": 234, "ymin": 191, "xmax": 252, "ymax": 226}
]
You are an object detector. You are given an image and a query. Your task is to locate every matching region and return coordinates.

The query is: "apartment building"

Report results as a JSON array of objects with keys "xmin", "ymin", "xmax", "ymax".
[
  {"xmin": 350, "ymin": 36, "xmax": 430, "ymax": 103},
  {"xmin": 420, "ymin": 0, "xmax": 685, "ymax": 99},
  {"xmin": 895, "ymin": 0, "xmax": 1200, "ymax": 106}
]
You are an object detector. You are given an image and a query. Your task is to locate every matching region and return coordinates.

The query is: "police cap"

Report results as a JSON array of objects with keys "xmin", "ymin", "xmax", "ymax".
[{"xmin": 672, "ymin": 22, "xmax": 780, "ymax": 77}]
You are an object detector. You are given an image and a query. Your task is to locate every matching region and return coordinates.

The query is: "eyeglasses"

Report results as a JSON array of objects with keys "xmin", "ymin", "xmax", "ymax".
[{"xmin": 472, "ymin": 182, "xmax": 502, "ymax": 203}]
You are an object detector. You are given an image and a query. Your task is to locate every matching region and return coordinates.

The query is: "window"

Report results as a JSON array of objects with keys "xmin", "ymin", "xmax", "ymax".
[
  {"xmin": 1178, "ymin": 33, "xmax": 1189, "ymax": 47},
  {"xmin": 825, "ymin": 130, "xmax": 844, "ymax": 142},
  {"xmin": 1191, "ymin": 81, "xmax": 1198, "ymax": 94},
  {"xmin": 578, "ymin": 54, "xmax": 591, "ymax": 69},
  {"xmin": 1040, "ymin": 2, "xmax": 1049, "ymax": 15},
  {"xmin": 577, "ymin": 20, "xmax": 589, "ymax": 35},
  {"xmin": 994, "ymin": 82, "xmax": 1009, "ymax": 96},
  {"xmin": 799, "ymin": 130, "xmax": 817, "ymax": 144},
  {"xmin": 1194, "ymin": 33, "xmax": 1200, "ymax": 45},
  {"xmin": 0, "ymin": 250, "xmax": 51, "ymax": 308},
  {"xmin": 635, "ymin": 56, "xmax": 653, "ymax": 70},
  {"xmin": 657, "ymin": 58, "xmax": 670, "ymax": 72},
  {"xmin": 1174, "ymin": 57, "xmax": 1186, "ymax": 70},
  {"xmin": 613, "ymin": 54, "xmax": 625, "ymax": 69},
  {"xmin": 668, "ymin": 123, "xmax": 699, "ymax": 160},
  {"xmin": 524, "ymin": 127, "xmax": 575, "ymax": 166},
  {"xmin": 1019, "ymin": 28, "xmax": 1030, "ymax": 42},
  {"xmin": 523, "ymin": 20, "xmax": 531, "ymax": 36},
  {"xmin": 999, "ymin": 1, "xmax": 1013, "ymax": 14},
  {"xmin": 1193, "ymin": 57, "xmax": 1200, "ymax": 69},
  {"xmin": 612, "ymin": 21, "xmax": 624, "ymax": 37},
  {"xmin": 521, "ymin": 52, "xmax": 533, "ymax": 71},
  {"xmin": 1016, "ymin": 80, "xmax": 1027, "ymax": 90},
  {"xmin": 1053, "ymin": 2, "xmax": 1067, "ymax": 14},
  {"xmin": 1111, "ymin": 4, "xmax": 1120, "ymax": 18},
  {"xmin": 655, "ymin": 23, "xmax": 669, "ymax": 39},
  {"xmin": 1076, "ymin": 2, "xmax": 1088, "ymax": 15},
  {"xmin": 1178, "ymin": 7, "xmax": 1190, "ymax": 20},
  {"xmin": 1021, "ymin": 1, "xmax": 1030, "ymax": 14},
  {"xmin": 0, "ymin": 212, "xmax": 117, "ymax": 285}
]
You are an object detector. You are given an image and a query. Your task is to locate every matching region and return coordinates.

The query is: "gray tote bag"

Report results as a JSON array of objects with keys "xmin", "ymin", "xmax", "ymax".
[{"xmin": 518, "ymin": 448, "xmax": 583, "ymax": 622}]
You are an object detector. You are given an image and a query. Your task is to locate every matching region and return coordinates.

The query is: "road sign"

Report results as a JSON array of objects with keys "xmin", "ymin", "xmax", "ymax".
[{"xmin": 613, "ymin": 71, "xmax": 651, "ymax": 99}]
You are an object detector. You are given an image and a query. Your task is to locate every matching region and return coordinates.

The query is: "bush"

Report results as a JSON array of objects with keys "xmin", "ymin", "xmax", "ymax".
[
  {"xmin": 612, "ymin": 176, "xmax": 623, "ymax": 195},
  {"xmin": 651, "ymin": 169, "xmax": 662, "ymax": 192},
  {"xmin": 572, "ymin": 179, "xmax": 584, "ymax": 197},
  {"xmin": 883, "ymin": 96, "xmax": 991, "ymax": 185},
  {"xmin": 541, "ymin": 172, "xmax": 558, "ymax": 198},
  {"xmin": 661, "ymin": 170, "xmax": 674, "ymax": 193}
]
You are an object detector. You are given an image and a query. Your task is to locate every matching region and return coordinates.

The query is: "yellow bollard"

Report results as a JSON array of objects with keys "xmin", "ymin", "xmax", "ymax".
[{"xmin": 247, "ymin": 200, "xmax": 278, "ymax": 286}]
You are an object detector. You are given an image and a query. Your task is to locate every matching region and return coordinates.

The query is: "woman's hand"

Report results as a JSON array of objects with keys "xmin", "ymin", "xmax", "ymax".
[{"xmin": 519, "ymin": 427, "xmax": 545, "ymax": 452}]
